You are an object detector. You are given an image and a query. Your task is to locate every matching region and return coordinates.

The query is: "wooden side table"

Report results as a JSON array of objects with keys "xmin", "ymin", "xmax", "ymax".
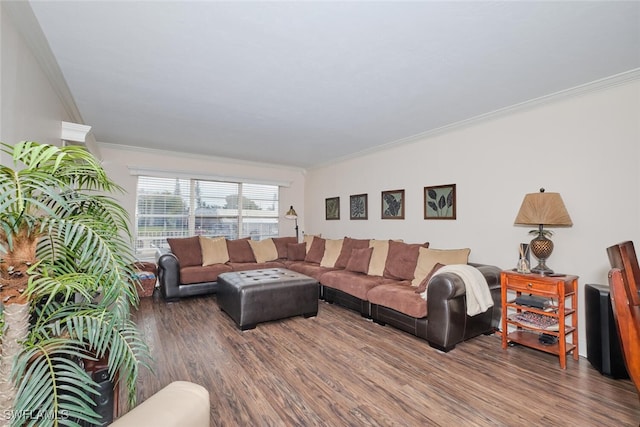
[{"xmin": 501, "ymin": 271, "xmax": 579, "ymax": 369}]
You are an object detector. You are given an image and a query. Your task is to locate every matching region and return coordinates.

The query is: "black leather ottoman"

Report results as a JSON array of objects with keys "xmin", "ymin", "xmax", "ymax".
[{"xmin": 217, "ymin": 268, "xmax": 319, "ymax": 330}]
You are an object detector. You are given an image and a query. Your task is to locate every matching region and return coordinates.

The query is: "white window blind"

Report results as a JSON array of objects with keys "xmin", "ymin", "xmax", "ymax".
[{"xmin": 135, "ymin": 176, "xmax": 279, "ymax": 259}]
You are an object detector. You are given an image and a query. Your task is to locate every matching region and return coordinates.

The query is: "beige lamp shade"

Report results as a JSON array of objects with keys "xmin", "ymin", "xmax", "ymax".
[{"xmin": 514, "ymin": 189, "xmax": 573, "ymax": 226}]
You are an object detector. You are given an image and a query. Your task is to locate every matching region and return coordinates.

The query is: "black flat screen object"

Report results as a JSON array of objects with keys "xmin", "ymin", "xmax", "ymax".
[
  {"xmin": 585, "ymin": 283, "xmax": 629, "ymax": 379},
  {"xmin": 514, "ymin": 294, "xmax": 549, "ymax": 309}
]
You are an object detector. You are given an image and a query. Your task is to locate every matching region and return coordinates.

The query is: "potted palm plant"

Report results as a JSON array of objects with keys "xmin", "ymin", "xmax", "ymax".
[{"xmin": 0, "ymin": 141, "xmax": 151, "ymax": 426}]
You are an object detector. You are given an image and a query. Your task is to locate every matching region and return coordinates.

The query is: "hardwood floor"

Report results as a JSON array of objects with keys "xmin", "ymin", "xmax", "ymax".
[{"xmin": 124, "ymin": 293, "xmax": 640, "ymax": 426}]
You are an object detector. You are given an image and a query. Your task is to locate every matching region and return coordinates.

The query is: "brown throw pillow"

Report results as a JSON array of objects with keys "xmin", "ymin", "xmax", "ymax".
[
  {"xmin": 305, "ymin": 236, "xmax": 326, "ymax": 264},
  {"xmin": 226, "ymin": 238, "xmax": 256, "ymax": 263},
  {"xmin": 415, "ymin": 263, "xmax": 445, "ymax": 294},
  {"xmin": 383, "ymin": 240, "xmax": 429, "ymax": 281},
  {"xmin": 167, "ymin": 236, "xmax": 202, "ymax": 267},
  {"xmin": 272, "ymin": 237, "xmax": 298, "ymax": 259},
  {"xmin": 287, "ymin": 243, "xmax": 307, "ymax": 261},
  {"xmin": 334, "ymin": 237, "xmax": 370, "ymax": 269},
  {"xmin": 345, "ymin": 247, "xmax": 373, "ymax": 274}
]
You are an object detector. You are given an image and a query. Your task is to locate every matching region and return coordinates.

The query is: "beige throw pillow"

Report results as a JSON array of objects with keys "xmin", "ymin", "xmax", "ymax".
[
  {"xmin": 320, "ymin": 238, "xmax": 344, "ymax": 268},
  {"xmin": 248, "ymin": 238, "xmax": 279, "ymax": 263},
  {"xmin": 368, "ymin": 239, "xmax": 391, "ymax": 277},
  {"xmin": 200, "ymin": 236, "xmax": 229, "ymax": 266},
  {"xmin": 412, "ymin": 247, "xmax": 471, "ymax": 286}
]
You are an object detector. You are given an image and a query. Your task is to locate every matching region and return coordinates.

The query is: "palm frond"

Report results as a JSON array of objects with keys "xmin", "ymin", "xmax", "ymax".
[
  {"xmin": 37, "ymin": 306, "xmax": 152, "ymax": 407},
  {"xmin": 12, "ymin": 339, "xmax": 102, "ymax": 427},
  {"xmin": 31, "ymin": 216, "xmax": 138, "ymax": 306}
]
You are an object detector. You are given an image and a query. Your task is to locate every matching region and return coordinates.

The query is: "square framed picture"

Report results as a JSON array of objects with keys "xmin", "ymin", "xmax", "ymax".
[
  {"xmin": 325, "ymin": 197, "xmax": 340, "ymax": 220},
  {"xmin": 381, "ymin": 189, "xmax": 405, "ymax": 219},
  {"xmin": 350, "ymin": 194, "xmax": 368, "ymax": 220},
  {"xmin": 424, "ymin": 184, "xmax": 456, "ymax": 220}
]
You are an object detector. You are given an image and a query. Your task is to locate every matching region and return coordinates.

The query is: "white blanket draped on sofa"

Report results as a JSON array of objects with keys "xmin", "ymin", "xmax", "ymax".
[{"xmin": 422, "ymin": 264, "xmax": 494, "ymax": 316}]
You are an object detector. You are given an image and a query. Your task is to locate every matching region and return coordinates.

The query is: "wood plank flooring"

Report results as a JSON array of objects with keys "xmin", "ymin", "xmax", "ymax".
[{"xmin": 123, "ymin": 293, "xmax": 640, "ymax": 426}]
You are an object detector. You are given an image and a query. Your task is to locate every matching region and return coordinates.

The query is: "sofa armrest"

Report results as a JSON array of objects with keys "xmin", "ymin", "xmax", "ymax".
[
  {"xmin": 157, "ymin": 253, "xmax": 182, "ymax": 301},
  {"xmin": 425, "ymin": 264, "xmax": 502, "ymax": 351},
  {"xmin": 110, "ymin": 381, "xmax": 209, "ymax": 427}
]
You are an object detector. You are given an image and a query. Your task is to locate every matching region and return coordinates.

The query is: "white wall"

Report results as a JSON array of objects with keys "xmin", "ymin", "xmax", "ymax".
[
  {"xmin": 97, "ymin": 143, "xmax": 306, "ymax": 240},
  {"xmin": 0, "ymin": 3, "xmax": 69, "ymax": 159},
  {"xmin": 304, "ymin": 79, "xmax": 640, "ymax": 355}
]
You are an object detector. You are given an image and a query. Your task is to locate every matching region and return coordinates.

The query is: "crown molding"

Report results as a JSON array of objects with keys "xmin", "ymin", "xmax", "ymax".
[
  {"xmin": 99, "ymin": 142, "xmax": 306, "ymax": 176},
  {"xmin": 61, "ymin": 121, "xmax": 91, "ymax": 143},
  {"xmin": 310, "ymin": 68, "xmax": 640, "ymax": 170}
]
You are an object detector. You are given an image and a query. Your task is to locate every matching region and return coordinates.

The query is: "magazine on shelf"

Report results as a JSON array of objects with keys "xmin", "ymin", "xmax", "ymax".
[{"xmin": 508, "ymin": 312, "xmax": 559, "ymax": 331}]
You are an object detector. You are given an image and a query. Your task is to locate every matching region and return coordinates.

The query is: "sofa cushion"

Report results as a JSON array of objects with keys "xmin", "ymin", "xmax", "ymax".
[
  {"xmin": 180, "ymin": 264, "xmax": 232, "ymax": 284},
  {"xmin": 334, "ymin": 237, "xmax": 370, "ymax": 269},
  {"xmin": 411, "ymin": 247, "xmax": 471, "ymax": 286},
  {"xmin": 321, "ymin": 270, "xmax": 393, "ymax": 300},
  {"xmin": 272, "ymin": 237, "xmax": 298, "ymax": 259},
  {"xmin": 286, "ymin": 261, "xmax": 336, "ymax": 281},
  {"xmin": 305, "ymin": 236, "xmax": 326, "ymax": 264},
  {"xmin": 320, "ymin": 238, "xmax": 344, "ymax": 268},
  {"xmin": 345, "ymin": 247, "xmax": 373, "ymax": 274},
  {"xmin": 414, "ymin": 263, "xmax": 445, "ymax": 293},
  {"xmin": 226, "ymin": 238, "xmax": 256, "ymax": 263},
  {"xmin": 383, "ymin": 240, "xmax": 429, "ymax": 281},
  {"xmin": 248, "ymin": 238, "xmax": 279, "ymax": 263},
  {"xmin": 303, "ymin": 234, "xmax": 321, "ymax": 252},
  {"xmin": 167, "ymin": 236, "xmax": 202, "ymax": 268},
  {"xmin": 287, "ymin": 243, "xmax": 307, "ymax": 261},
  {"xmin": 368, "ymin": 239, "xmax": 391, "ymax": 277},
  {"xmin": 200, "ymin": 236, "xmax": 229, "ymax": 266},
  {"xmin": 368, "ymin": 282, "xmax": 427, "ymax": 318}
]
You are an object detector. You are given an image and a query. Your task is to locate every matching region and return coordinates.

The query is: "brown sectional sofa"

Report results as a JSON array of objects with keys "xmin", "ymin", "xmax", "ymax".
[{"xmin": 156, "ymin": 235, "xmax": 502, "ymax": 351}]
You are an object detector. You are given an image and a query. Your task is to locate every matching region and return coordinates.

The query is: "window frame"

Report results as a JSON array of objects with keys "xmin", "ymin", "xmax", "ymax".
[{"xmin": 134, "ymin": 175, "xmax": 280, "ymax": 260}]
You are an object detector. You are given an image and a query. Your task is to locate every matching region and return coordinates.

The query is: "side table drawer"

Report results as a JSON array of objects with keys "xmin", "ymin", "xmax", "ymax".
[{"xmin": 504, "ymin": 276, "xmax": 558, "ymax": 295}]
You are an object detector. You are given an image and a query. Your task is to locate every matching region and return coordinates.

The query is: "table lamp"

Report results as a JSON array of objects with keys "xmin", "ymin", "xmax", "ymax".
[
  {"xmin": 514, "ymin": 188, "xmax": 572, "ymax": 275},
  {"xmin": 285, "ymin": 205, "xmax": 299, "ymax": 241}
]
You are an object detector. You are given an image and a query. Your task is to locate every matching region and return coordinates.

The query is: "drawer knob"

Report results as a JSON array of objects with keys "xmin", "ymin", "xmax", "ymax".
[{"xmin": 527, "ymin": 283, "xmax": 533, "ymax": 288}]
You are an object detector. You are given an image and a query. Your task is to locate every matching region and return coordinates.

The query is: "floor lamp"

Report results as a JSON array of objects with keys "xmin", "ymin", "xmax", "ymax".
[{"xmin": 285, "ymin": 206, "xmax": 299, "ymax": 241}]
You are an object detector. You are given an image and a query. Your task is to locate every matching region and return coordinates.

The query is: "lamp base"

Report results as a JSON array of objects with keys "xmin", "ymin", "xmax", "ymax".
[
  {"xmin": 531, "ymin": 261, "xmax": 554, "ymax": 275},
  {"xmin": 530, "ymin": 231, "xmax": 554, "ymax": 275}
]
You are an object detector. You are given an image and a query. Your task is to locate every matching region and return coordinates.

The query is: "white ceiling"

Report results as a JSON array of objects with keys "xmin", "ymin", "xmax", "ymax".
[{"xmin": 25, "ymin": 1, "xmax": 640, "ymax": 168}]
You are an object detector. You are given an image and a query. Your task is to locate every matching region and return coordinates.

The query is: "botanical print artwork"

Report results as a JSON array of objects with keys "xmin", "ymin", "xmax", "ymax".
[
  {"xmin": 424, "ymin": 184, "xmax": 456, "ymax": 220},
  {"xmin": 350, "ymin": 194, "xmax": 368, "ymax": 220},
  {"xmin": 325, "ymin": 197, "xmax": 340, "ymax": 220},
  {"xmin": 381, "ymin": 190, "xmax": 404, "ymax": 219}
]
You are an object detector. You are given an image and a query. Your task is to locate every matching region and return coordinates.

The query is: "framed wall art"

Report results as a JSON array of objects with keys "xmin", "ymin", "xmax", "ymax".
[
  {"xmin": 381, "ymin": 189, "xmax": 405, "ymax": 219},
  {"xmin": 325, "ymin": 197, "xmax": 340, "ymax": 220},
  {"xmin": 350, "ymin": 194, "xmax": 368, "ymax": 220},
  {"xmin": 424, "ymin": 184, "xmax": 456, "ymax": 220}
]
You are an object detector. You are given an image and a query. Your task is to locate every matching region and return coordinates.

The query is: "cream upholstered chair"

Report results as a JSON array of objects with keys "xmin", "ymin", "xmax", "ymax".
[
  {"xmin": 607, "ymin": 241, "xmax": 640, "ymax": 397},
  {"xmin": 110, "ymin": 381, "xmax": 209, "ymax": 427}
]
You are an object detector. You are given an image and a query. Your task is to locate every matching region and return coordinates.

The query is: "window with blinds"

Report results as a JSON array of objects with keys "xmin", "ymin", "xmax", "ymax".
[{"xmin": 135, "ymin": 176, "xmax": 279, "ymax": 259}]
